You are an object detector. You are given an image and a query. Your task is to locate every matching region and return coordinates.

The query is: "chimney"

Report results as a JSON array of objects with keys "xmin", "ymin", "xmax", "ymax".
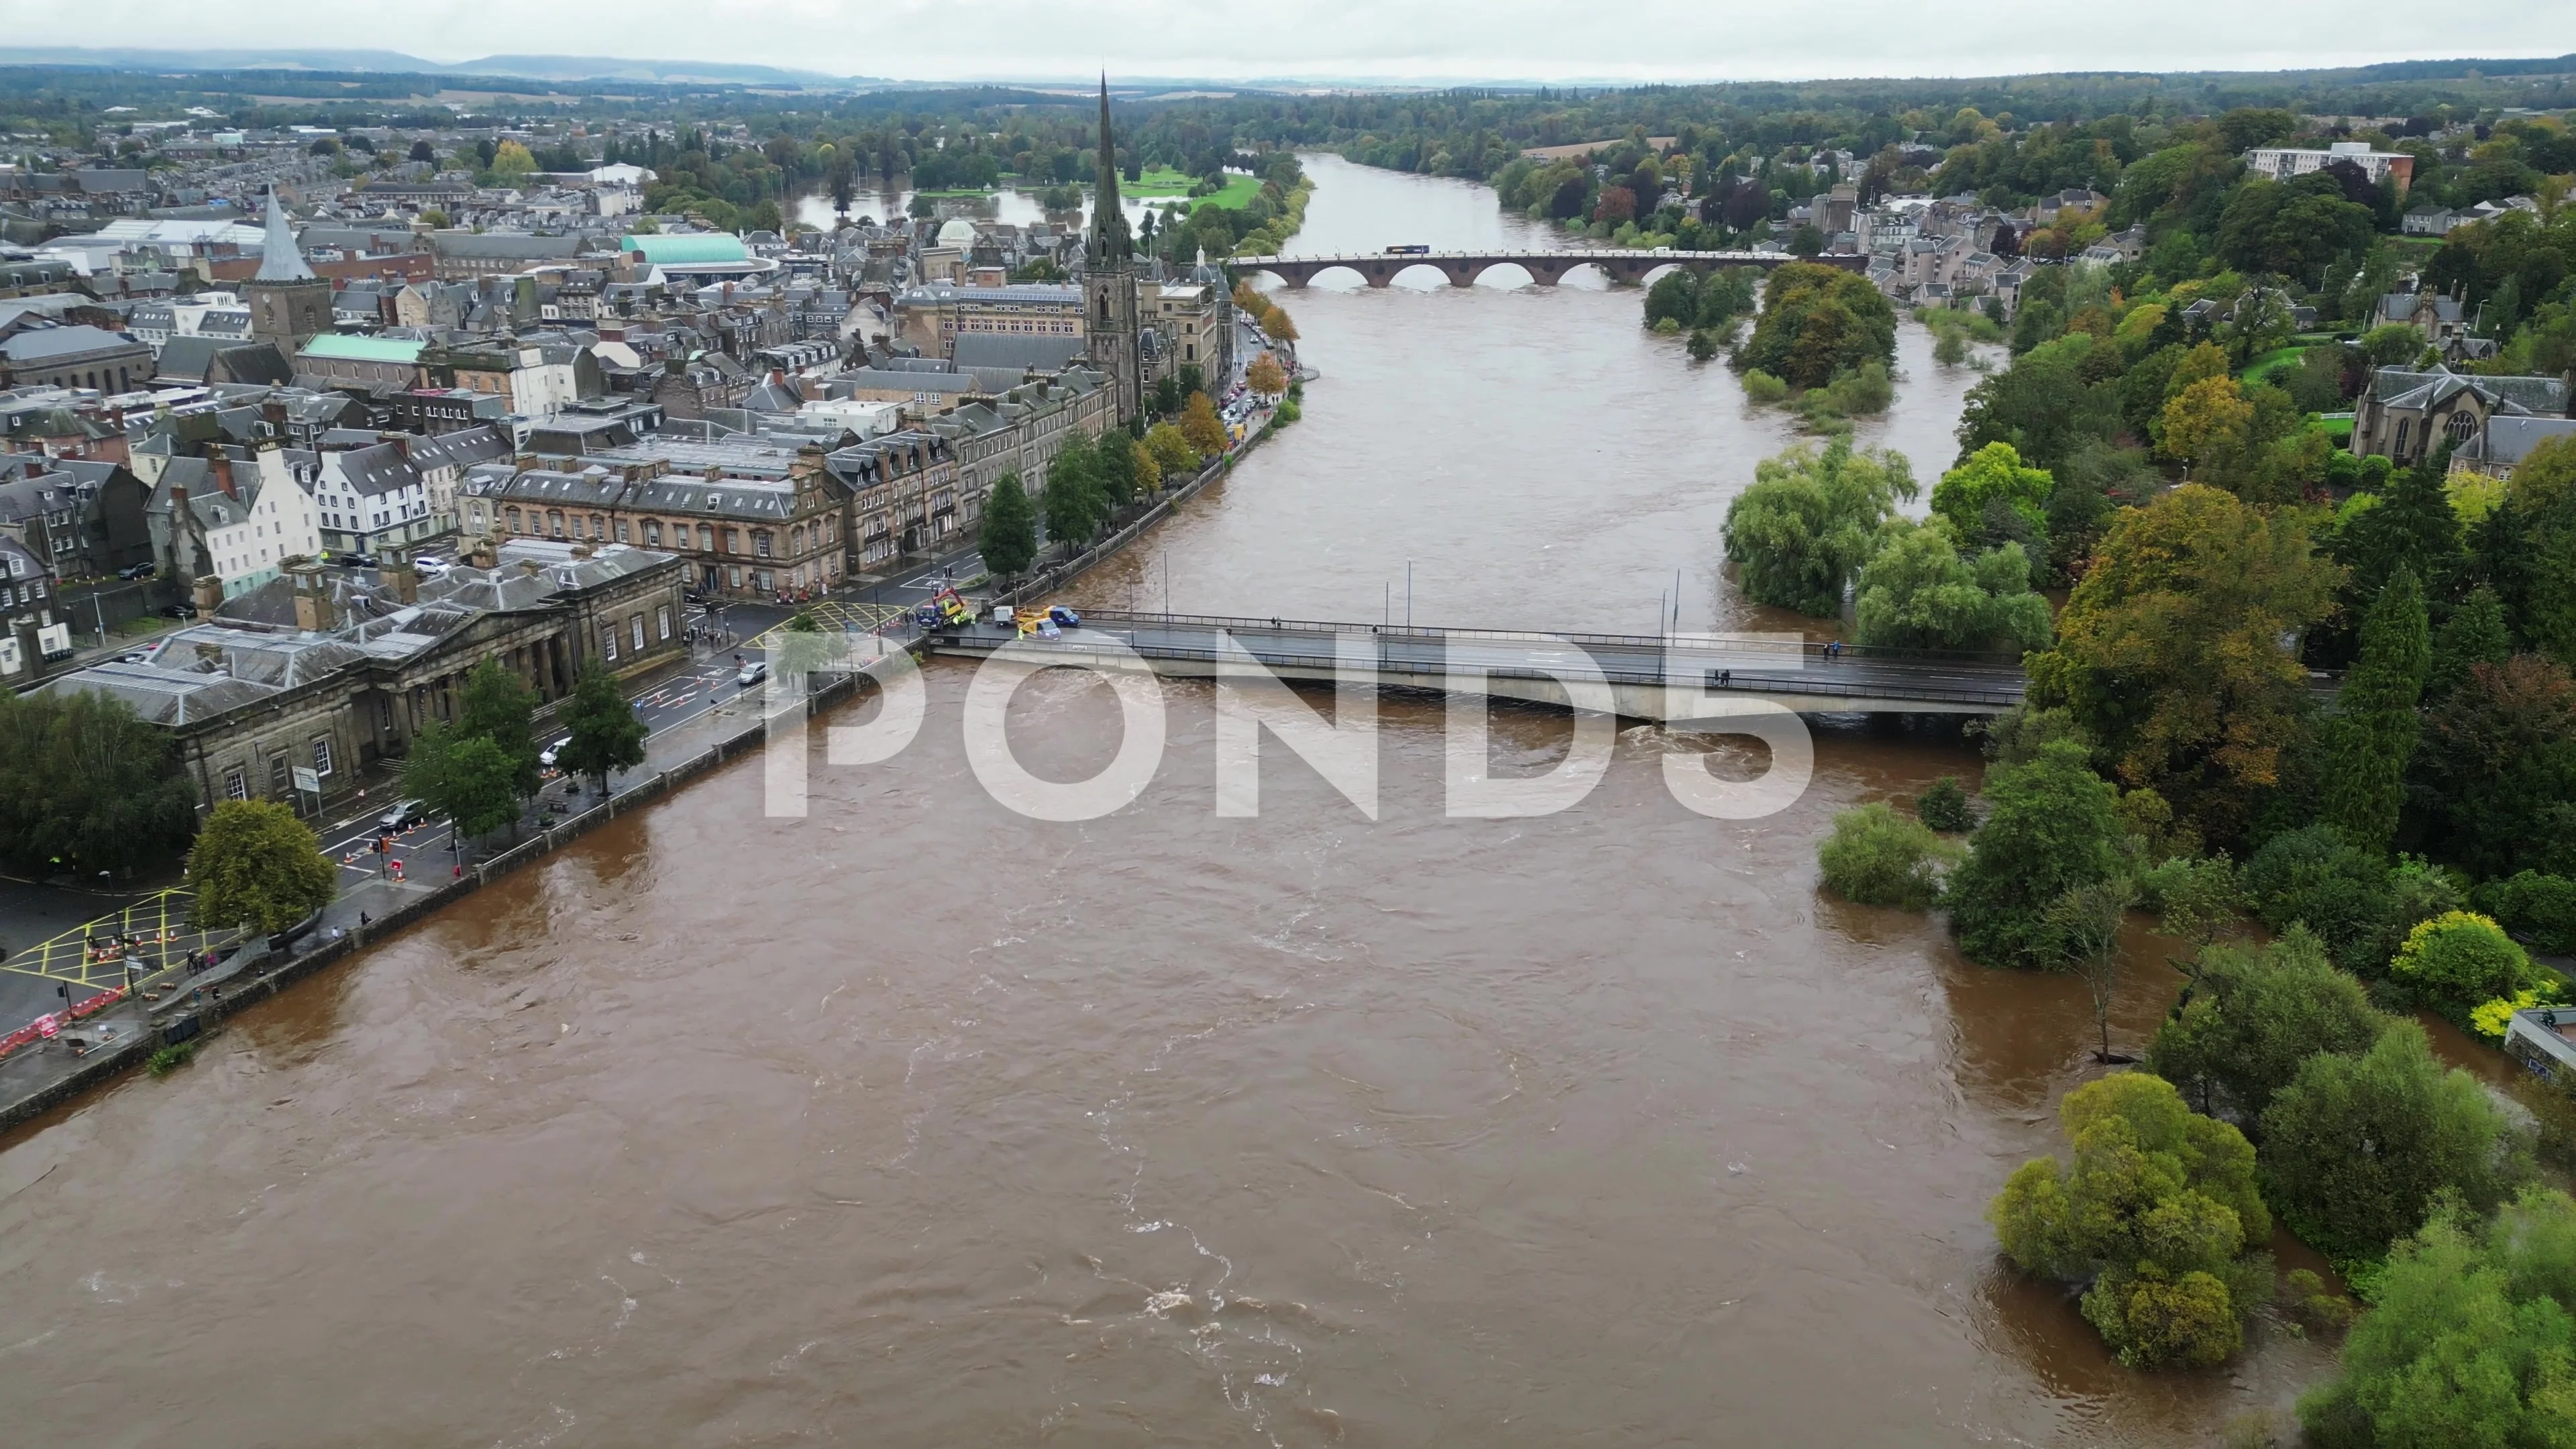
[
  {"xmin": 569, "ymin": 542, "xmax": 594, "ymax": 560},
  {"xmin": 193, "ymin": 637, "xmax": 225, "ymax": 669},
  {"xmin": 382, "ymin": 557, "xmax": 419, "ymax": 605},
  {"xmin": 289, "ymin": 561, "xmax": 337, "ymax": 633},
  {"xmin": 191, "ymin": 573, "xmax": 224, "ymax": 617},
  {"xmin": 462, "ymin": 534, "xmax": 497, "ymax": 569},
  {"xmin": 519, "ymin": 558, "xmax": 544, "ymax": 579},
  {"xmin": 205, "ymin": 446, "xmax": 238, "ymax": 499}
]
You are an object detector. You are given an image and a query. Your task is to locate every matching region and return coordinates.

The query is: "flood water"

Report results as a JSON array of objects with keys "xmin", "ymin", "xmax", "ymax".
[{"xmin": 0, "ymin": 156, "xmax": 2336, "ymax": 1446}]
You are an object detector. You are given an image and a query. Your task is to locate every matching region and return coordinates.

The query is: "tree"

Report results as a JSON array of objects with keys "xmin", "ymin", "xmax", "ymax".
[
  {"xmin": 1245, "ymin": 354, "xmax": 1287, "ymax": 397},
  {"xmin": 1816, "ymin": 802, "xmax": 1957, "ymax": 909},
  {"xmin": 408, "ymin": 139, "xmax": 435, "ymax": 164},
  {"xmin": 1260, "ymin": 303, "xmax": 1298, "ymax": 343},
  {"xmin": 1042, "ymin": 441, "xmax": 1106, "ymax": 548},
  {"xmin": 456, "ymin": 658, "xmax": 541, "ymax": 799},
  {"xmin": 1917, "ymin": 775, "xmax": 1976, "ymax": 833},
  {"xmin": 2159, "ymin": 375, "xmax": 2256, "ymax": 481},
  {"xmin": 557, "ymin": 663, "xmax": 648, "ymax": 797},
  {"xmin": 2417, "ymin": 655, "xmax": 2576, "ymax": 878},
  {"xmin": 1095, "ymin": 430, "xmax": 1138, "ymax": 509},
  {"xmin": 2242, "ymin": 824, "xmax": 2402, "ymax": 975},
  {"xmin": 1129, "ymin": 434, "xmax": 1163, "ymax": 494},
  {"xmin": 2322, "ymin": 567, "xmax": 2431, "ymax": 855},
  {"xmin": 1931, "ymin": 441, "xmax": 2055, "ymax": 541},
  {"xmin": 1851, "ymin": 519, "xmax": 2053, "ymax": 653},
  {"xmin": 2048, "ymin": 875, "xmax": 2141, "ymax": 1063},
  {"xmin": 2335, "ymin": 455, "xmax": 2462, "ymax": 602},
  {"xmin": 1643, "ymin": 270, "xmax": 1699, "ymax": 329},
  {"xmin": 2031, "ymin": 484, "xmax": 2344, "ymax": 842},
  {"xmin": 2214, "ymin": 175, "xmax": 2377, "ymax": 286},
  {"xmin": 186, "ymin": 800, "xmax": 336, "ymax": 935},
  {"xmin": 1946, "ymin": 738, "xmax": 2128, "ymax": 969},
  {"xmin": 1180, "ymin": 391, "xmax": 1229, "ymax": 456},
  {"xmin": 1733, "ymin": 261, "xmax": 1898, "ymax": 389},
  {"xmin": 401, "ymin": 722, "xmax": 521, "ymax": 843},
  {"xmin": 2299, "ymin": 1188, "xmax": 2576, "ymax": 1448},
  {"xmin": 2426, "ymin": 584, "xmax": 2511, "ymax": 702},
  {"xmin": 2259, "ymin": 1021, "xmax": 2530, "ymax": 1265},
  {"xmin": 979, "ymin": 472, "xmax": 1037, "ymax": 577},
  {"xmin": 490, "ymin": 140, "xmax": 537, "ymax": 179},
  {"xmin": 0, "ymin": 688, "xmax": 197, "ymax": 877},
  {"xmin": 826, "ymin": 148, "xmax": 857, "ymax": 216},
  {"xmin": 1956, "ymin": 333, "xmax": 2118, "ymax": 474},
  {"xmin": 1988, "ymin": 1073, "xmax": 2271, "ymax": 1368},
  {"xmin": 2145, "ymin": 928, "xmax": 2389, "ymax": 1123},
  {"xmin": 1145, "ymin": 422, "xmax": 1200, "ymax": 480},
  {"xmin": 1720, "ymin": 439, "xmax": 1917, "ymax": 616},
  {"xmin": 2390, "ymin": 909, "xmax": 2540, "ymax": 1016}
]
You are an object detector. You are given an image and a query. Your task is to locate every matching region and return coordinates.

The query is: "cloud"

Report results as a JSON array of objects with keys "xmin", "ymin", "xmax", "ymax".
[{"xmin": 4, "ymin": 0, "xmax": 2561, "ymax": 84}]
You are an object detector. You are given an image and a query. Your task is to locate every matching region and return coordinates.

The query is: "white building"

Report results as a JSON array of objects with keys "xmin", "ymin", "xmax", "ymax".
[
  {"xmin": 2241, "ymin": 140, "xmax": 2415, "ymax": 196},
  {"xmin": 205, "ymin": 447, "xmax": 325, "ymax": 597}
]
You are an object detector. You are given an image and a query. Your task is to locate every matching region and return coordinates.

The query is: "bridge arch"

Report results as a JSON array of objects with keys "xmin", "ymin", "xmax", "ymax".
[{"xmin": 1464, "ymin": 260, "xmax": 1537, "ymax": 288}]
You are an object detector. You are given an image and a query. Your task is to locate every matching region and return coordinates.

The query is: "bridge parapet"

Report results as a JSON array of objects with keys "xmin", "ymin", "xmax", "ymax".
[{"xmin": 1230, "ymin": 249, "xmax": 1868, "ymax": 288}]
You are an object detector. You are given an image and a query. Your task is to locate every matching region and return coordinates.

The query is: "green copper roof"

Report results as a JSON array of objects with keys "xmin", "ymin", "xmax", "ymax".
[
  {"xmin": 298, "ymin": 334, "xmax": 424, "ymax": 363},
  {"xmin": 623, "ymin": 233, "xmax": 751, "ymax": 264}
]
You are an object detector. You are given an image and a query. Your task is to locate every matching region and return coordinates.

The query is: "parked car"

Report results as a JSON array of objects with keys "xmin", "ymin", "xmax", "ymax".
[
  {"xmin": 378, "ymin": 798, "xmax": 429, "ymax": 832},
  {"xmin": 737, "ymin": 660, "xmax": 768, "ymax": 687},
  {"xmin": 411, "ymin": 555, "xmax": 449, "ymax": 574},
  {"xmin": 334, "ymin": 553, "xmax": 380, "ymax": 569},
  {"xmin": 117, "ymin": 561, "xmax": 156, "ymax": 580},
  {"xmin": 160, "ymin": 602, "xmax": 197, "ymax": 620},
  {"xmin": 539, "ymin": 735, "xmax": 571, "ymax": 767}
]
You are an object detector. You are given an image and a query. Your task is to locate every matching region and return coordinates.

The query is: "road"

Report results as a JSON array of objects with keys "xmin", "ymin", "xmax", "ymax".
[{"xmin": 934, "ymin": 612, "xmax": 2031, "ymax": 710}]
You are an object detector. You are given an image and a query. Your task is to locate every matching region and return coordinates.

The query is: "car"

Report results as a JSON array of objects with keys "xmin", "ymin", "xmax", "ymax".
[
  {"xmin": 335, "ymin": 553, "xmax": 380, "ymax": 569},
  {"xmin": 117, "ymin": 562, "xmax": 156, "ymax": 580},
  {"xmin": 378, "ymin": 798, "xmax": 429, "ymax": 832},
  {"xmin": 1046, "ymin": 604, "xmax": 1081, "ymax": 629},
  {"xmin": 737, "ymin": 660, "xmax": 768, "ymax": 687},
  {"xmin": 160, "ymin": 602, "xmax": 197, "ymax": 620},
  {"xmin": 411, "ymin": 555, "xmax": 449, "ymax": 574},
  {"xmin": 539, "ymin": 735, "xmax": 571, "ymax": 767}
]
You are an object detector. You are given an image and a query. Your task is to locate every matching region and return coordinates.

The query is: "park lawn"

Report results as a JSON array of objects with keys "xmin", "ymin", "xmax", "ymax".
[
  {"xmin": 2243, "ymin": 345, "xmax": 2306, "ymax": 385},
  {"xmin": 2319, "ymin": 414, "xmax": 2355, "ymax": 443},
  {"xmin": 1122, "ymin": 168, "xmax": 1265, "ymax": 210}
]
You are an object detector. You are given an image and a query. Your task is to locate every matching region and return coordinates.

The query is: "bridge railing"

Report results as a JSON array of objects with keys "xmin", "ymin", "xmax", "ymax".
[
  {"xmin": 1069, "ymin": 608, "xmax": 2029, "ymax": 671},
  {"xmin": 951, "ymin": 629, "xmax": 2027, "ymax": 707}
]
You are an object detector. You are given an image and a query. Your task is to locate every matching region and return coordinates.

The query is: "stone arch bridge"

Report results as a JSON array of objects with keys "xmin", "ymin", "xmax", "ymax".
[{"xmin": 1231, "ymin": 248, "xmax": 1866, "ymax": 290}]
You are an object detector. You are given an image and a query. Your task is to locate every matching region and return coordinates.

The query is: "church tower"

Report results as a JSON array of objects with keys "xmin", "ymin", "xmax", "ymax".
[
  {"xmin": 1083, "ymin": 77, "xmax": 1143, "ymax": 426},
  {"xmin": 245, "ymin": 188, "xmax": 331, "ymax": 359}
]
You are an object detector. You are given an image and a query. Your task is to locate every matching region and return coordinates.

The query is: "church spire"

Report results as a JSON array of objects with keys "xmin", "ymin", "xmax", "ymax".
[
  {"xmin": 254, "ymin": 186, "xmax": 315, "ymax": 283},
  {"xmin": 1090, "ymin": 74, "xmax": 1132, "ymax": 270}
]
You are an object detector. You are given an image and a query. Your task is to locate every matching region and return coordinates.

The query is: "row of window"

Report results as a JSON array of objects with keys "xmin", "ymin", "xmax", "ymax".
[{"xmin": 221, "ymin": 735, "xmax": 333, "ymax": 802}]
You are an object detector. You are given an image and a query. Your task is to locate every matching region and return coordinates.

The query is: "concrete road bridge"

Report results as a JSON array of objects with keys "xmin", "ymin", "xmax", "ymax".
[
  {"xmin": 923, "ymin": 610, "xmax": 2026, "ymax": 720},
  {"xmin": 1230, "ymin": 248, "xmax": 1865, "ymax": 290}
]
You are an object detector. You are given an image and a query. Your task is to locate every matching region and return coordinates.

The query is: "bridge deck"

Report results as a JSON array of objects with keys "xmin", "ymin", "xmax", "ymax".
[{"xmin": 924, "ymin": 610, "xmax": 2027, "ymax": 715}]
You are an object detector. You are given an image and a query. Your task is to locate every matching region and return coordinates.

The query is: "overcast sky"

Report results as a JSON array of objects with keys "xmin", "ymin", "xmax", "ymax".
[{"xmin": 5, "ymin": 1, "xmax": 2566, "ymax": 85}]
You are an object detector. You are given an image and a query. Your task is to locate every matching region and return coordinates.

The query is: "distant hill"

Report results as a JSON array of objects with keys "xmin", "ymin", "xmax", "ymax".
[{"xmin": 0, "ymin": 46, "xmax": 886, "ymax": 89}]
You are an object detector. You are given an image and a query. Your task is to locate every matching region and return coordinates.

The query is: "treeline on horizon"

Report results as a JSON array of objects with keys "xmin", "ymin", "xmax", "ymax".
[{"xmin": 5, "ymin": 54, "xmax": 2573, "ymax": 148}]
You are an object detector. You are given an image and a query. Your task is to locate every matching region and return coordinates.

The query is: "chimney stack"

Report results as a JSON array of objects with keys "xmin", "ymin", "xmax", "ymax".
[{"xmin": 288, "ymin": 561, "xmax": 337, "ymax": 633}]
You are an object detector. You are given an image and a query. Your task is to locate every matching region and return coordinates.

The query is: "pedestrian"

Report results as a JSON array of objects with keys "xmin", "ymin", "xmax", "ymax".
[
  {"xmin": 1719, "ymin": 669, "xmax": 1732, "ymax": 687},
  {"xmin": 360, "ymin": 911, "xmax": 370, "ymax": 928}
]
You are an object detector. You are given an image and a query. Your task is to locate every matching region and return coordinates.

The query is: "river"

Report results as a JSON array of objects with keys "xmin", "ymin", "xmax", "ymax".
[{"xmin": 0, "ymin": 154, "xmax": 2336, "ymax": 1446}]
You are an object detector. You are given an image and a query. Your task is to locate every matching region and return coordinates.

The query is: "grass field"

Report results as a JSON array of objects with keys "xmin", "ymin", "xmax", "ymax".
[
  {"xmin": 2243, "ymin": 345, "xmax": 2307, "ymax": 384},
  {"xmin": 2320, "ymin": 414, "xmax": 2355, "ymax": 442},
  {"xmin": 1123, "ymin": 167, "xmax": 1264, "ymax": 210}
]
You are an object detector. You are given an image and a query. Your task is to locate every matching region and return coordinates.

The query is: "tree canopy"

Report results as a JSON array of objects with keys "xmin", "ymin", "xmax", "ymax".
[
  {"xmin": 0, "ymin": 686, "xmax": 198, "ymax": 877},
  {"xmin": 1990, "ymin": 1073, "xmax": 2271, "ymax": 1368},
  {"xmin": 1721, "ymin": 439, "xmax": 1916, "ymax": 616},
  {"xmin": 2032, "ymin": 484, "xmax": 2343, "ymax": 843},
  {"xmin": 186, "ymin": 800, "xmax": 336, "ymax": 935},
  {"xmin": 1733, "ymin": 262, "xmax": 1897, "ymax": 390}
]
